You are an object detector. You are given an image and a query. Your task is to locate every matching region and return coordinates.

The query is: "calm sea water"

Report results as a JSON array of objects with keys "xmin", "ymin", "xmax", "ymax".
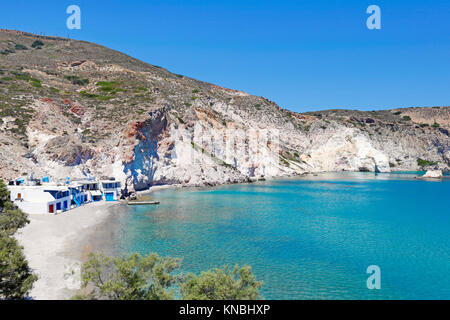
[{"xmin": 116, "ymin": 172, "xmax": 450, "ymax": 299}]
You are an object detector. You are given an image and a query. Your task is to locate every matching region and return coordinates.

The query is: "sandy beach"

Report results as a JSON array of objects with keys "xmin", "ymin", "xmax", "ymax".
[{"xmin": 15, "ymin": 201, "xmax": 127, "ymax": 300}]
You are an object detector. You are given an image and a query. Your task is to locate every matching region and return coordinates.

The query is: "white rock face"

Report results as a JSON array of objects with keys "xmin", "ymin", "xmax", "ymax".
[
  {"xmin": 307, "ymin": 127, "xmax": 390, "ymax": 172},
  {"xmin": 11, "ymin": 101, "xmax": 448, "ymax": 194},
  {"xmin": 422, "ymin": 170, "xmax": 443, "ymax": 178},
  {"xmin": 1, "ymin": 30, "xmax": 448, "ymax": 192}
]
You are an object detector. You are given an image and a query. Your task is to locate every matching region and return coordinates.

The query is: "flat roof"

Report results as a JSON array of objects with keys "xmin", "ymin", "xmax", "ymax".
[
  {"xmin": 8, "ymin": 185, "xmax": 69, "ymax": 192},
  {"xmin": 74, "ymin": 180, "xmax": 99, "ymax": 184}
]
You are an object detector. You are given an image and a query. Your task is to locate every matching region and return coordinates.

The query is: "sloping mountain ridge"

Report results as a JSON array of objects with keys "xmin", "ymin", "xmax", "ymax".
[{"xmin": 0, "ymin": 30, "xmax": 449, "ymax": 193}]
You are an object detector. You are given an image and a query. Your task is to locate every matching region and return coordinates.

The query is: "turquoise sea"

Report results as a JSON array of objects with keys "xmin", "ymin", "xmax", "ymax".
[{"xmin": 116, "ymin": 172, "xmax": 450, "ymax": 299}]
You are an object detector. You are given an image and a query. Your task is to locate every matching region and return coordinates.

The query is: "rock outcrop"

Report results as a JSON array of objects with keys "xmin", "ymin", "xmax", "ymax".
[
  {"xmin": 0, "ymin": 30, "xmax": 449, "ymax": 192},
  {"xmin": 422, "ymin": 170, "xmax": 443, "ymax": 179}
]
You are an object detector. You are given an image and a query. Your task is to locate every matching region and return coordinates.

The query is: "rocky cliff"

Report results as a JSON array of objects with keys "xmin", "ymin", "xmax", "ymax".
[{"xmin": 1, "ymin": 30, "xmax": 449, "ymax": 193}]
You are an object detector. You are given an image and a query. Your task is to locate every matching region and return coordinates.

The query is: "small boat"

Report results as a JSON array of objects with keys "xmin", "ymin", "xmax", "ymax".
[{"xmin": 126, "ymin": 201, "xmax": 160, "ymax": 205}]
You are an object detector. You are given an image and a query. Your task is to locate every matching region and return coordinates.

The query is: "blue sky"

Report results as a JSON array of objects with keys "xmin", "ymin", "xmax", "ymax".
[{"xmin": 1, "ymin": 0, "xmax": 449, "ymax": 112}]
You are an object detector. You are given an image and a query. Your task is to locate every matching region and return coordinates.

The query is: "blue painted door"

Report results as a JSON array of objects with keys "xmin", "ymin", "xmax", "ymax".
[{"xmin": 105, "ymin": 192, "xmax": 115, "ymax": 201}]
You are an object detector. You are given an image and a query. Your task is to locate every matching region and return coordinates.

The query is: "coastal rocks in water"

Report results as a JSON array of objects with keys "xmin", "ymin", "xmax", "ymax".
[
  {"xmin": 127, "ymin": 192, "xmax": 137, "ymax": 200},
  {"xmin": 422, "ymin": 170, "xmax": 443, "ymax": 178}
]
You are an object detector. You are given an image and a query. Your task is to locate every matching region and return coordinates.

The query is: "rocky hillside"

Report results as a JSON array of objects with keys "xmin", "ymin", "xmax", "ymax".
[{"xmin": 0, "ymin": 30, "xmax": 449, "ymax": 193}]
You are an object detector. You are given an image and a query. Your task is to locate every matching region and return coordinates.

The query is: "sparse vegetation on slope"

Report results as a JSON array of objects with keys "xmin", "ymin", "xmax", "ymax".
[{"xmin": 0, "ymin": 29, "xmax": 448, "ymax": 188}]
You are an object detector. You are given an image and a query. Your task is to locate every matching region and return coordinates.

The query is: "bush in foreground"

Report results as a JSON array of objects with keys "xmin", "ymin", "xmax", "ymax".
[
  {"xmin": 181, "ymin": 265, "xmax": 263, "ymax": 300},
  {"xmin": 0, "ymin": 236, "xmax": 37, "ymax": 299},
  {"xmin": 0, "ymin": 179, "xmax": 37, "ymax": 300},
  {"xmin": 74, "ymin": 252, "xmax": 181, "ymax": 300},
  {"xmin": 74, "ymin": 252, "xmax": 263, "ymax": 300}
]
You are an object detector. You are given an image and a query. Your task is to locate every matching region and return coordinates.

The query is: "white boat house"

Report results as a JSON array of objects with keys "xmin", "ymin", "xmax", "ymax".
[
  {"xmin": 100, "ymin": 180, "xmax": 121, "ymax": 201},
  {"xmin": 8, "ymin": 185, "xmax": 71, "ymax": 214},
  {"xmin": 68, "ymin": 182, "xmax": 89, "ymax": 207},
  {"xmin": 7, "ymin": 176, "xmax": 122, "ymax": 214},
  {"xmin": 73, "ymin": 180, "xmax": 103, "ymax": 202}
]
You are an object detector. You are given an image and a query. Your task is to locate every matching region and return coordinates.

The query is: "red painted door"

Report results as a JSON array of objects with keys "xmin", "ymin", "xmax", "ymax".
[{"xmin": 49, "ymin": 204, "xmax": 54, "ymax": 213}]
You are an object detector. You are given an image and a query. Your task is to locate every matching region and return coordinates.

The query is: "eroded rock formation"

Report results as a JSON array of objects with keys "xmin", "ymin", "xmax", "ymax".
[{"xmin": 0, "ymin": 30, "xmax": 448, "ymax": 192}]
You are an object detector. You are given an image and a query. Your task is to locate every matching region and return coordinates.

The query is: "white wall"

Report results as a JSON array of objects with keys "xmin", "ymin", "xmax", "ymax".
[
  {"xmin": 16, "ymin": 201, "xmax": 50, "ymax": 215},
  {"xmin": 9, "ymin": 189, "xmax": 20, "ymax": 202},
  {"xmin": 8, "ymin": 187, "xmax": 72, "ymax": 214}
]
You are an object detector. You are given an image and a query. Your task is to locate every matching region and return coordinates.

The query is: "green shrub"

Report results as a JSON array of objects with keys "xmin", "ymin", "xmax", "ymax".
[
  {"xmin": 80, "ymin": 91, "xmax": 100, "ymax": 98},
  {"xmin": 280, "ymin": 157, "xmax": 289, "ymax": 167},
  {"xmin": 0, "ymin": 49, "xmax": 15, "ymax": 55},
  {"xmin": 31, "ymin": 40, "xmax": 44, "ymax": 48},
  {"xmin": 432, "ymin": 122, "xmax": 440, "ymax": 128},
  {"xmin": 402, "ymin": 116, "xmax": 411, "ymax": 121},
  {"xmin": 73, "ymin": 252, "xmax": 262, "ymax": 301},
  {"xmin": 11, "ymin": 71, "xmax": 33, "ymax": 81},
  {"xmin": 73, "ymin": 252, "xmax": 181, "ymax": 300},
  {"xmin": 417, "ymin": 158, "xmax": 437, "ymax": 167},
  {"xmin": 96, "ymin": 95, "xmax": 113, "ymax": 101},
  {"xmin": 177, "ymin": 117, "xmax": 185, "ymax": 124},
  {"xmin": 14, "ymin": 44, "xmax": 28, "ymax": 50},
  {"xmin": 0, "ymin": 179, "xmax": 37, "ymax": 299},
  {"xmin": 96, "ymin": 81, "xmax": 124, "ymax": 94},
  {"xmin": 10, "ymin": 72, "xmax": 42, "ymax": 88},
  {"xmin": 181, "ymin": 265, "xmax": 263, "ymax": 300},
  {"xmin": 28, "ymin": 78, "xmax": 42, "ymax": 87},
  {"xmin": 65, "ymin": 75, "xmax": 89, "ymax": 86}
]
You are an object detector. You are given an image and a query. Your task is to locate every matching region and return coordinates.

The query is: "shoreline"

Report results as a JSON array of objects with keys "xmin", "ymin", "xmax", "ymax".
[
  {"xmin": 15, "ymin": 201, "xmax": 127, "ymax": 300},
  {"xmin": 14, "ymin": 171, "xmax": 448, "ymax": 300},
  {"xmin": 136, "ymin": 171, "xmax": 448, "ymax": 197}
]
